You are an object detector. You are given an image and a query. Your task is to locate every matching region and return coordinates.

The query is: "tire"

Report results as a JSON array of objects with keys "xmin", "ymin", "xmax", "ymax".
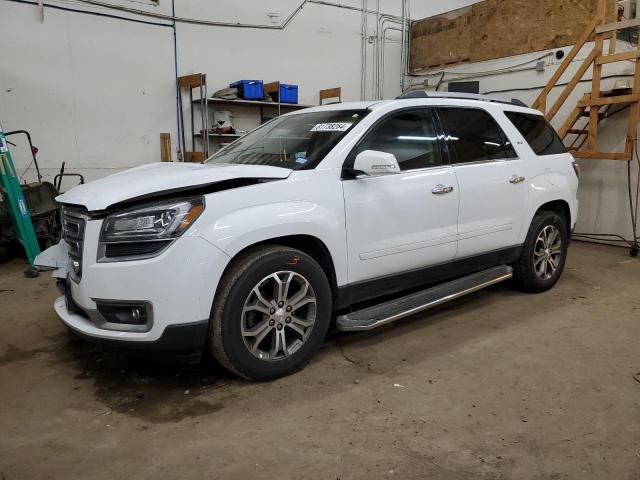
[
  {"xmin": 512, "ymin": 210, "xmax": 569, "ymax": 293},
  {"xmin": 0, "ymin": 245, "xmax": 8, "ymax": 263},
  {"xmin": 210, "ymin": 246, "xmax": 332, "ymax": 381}
]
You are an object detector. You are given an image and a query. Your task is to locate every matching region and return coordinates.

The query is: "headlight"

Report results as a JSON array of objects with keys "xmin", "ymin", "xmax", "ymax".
[{"xmin": 98, "ymin": 197, "xmax": 205, "ymax": 261}]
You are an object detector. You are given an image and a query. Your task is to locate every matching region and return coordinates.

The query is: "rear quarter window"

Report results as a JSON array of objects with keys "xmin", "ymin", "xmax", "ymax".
[{"xmin": 505, "ymin": 111, "xmax": 567, "ymax": 156}]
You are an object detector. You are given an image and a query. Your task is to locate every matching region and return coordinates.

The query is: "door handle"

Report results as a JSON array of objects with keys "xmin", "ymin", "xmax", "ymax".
[
  {"xmin": 432, "ymin": 184, "xmax": 454, "ymax": 195},
  {"xmin": 509, "ymin": 175, "xmax": 525, "ymax": 184}
]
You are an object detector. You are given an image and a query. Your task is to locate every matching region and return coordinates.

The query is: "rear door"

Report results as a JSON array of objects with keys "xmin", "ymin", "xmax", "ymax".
[
  {"xmin": 437, "ymin": 106, "xmax": 528, "ymax": 259},
  {"xmin": 342, "ymin": 107, "xmax": 459, "ymax": 284}
]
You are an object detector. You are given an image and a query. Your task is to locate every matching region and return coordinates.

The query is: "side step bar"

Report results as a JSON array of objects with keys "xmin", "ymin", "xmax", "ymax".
[{"xmin": 336, "ymin": 265, "xmax": 513, "ymax": 332}]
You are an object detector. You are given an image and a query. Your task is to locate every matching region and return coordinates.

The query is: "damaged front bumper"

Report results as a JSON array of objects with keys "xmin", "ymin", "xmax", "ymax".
[{"xmin": 35, "ymin": 233, "xmax": 231, "ymax": 363}]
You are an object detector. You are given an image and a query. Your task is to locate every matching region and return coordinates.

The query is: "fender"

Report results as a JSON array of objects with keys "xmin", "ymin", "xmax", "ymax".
[
  {"xmin": 197, "ymin": 200, "xmax": 348, "ymax": 286},
  {"xmin": 523, "ymin": 169, "xmax": 578, "ymax": 241}
]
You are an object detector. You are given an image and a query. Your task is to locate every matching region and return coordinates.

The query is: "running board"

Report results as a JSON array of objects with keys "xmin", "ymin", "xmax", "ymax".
[{"xmin": 336, "ymin": 265, "xmax": 513, "ymax": 332}]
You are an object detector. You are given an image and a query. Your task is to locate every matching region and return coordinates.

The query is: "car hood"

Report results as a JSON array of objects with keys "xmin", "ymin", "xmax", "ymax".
[{"xmin": 56, "ymin": 162, "xmax": 292, "ymax": 211}]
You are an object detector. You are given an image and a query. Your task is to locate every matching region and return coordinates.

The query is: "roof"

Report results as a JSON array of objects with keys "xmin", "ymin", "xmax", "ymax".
[
  {"xmin": 285, "ymin": 94, "xmax": 541, "ymax": 116},
  {"xmin": 397, "ymin": 90, "xmax": 529, "ymax": 107}
]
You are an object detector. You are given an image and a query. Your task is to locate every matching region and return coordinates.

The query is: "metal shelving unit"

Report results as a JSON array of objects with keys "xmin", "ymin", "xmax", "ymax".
[{"xmin": 178, "ymin": 75, "xmax": 313, "ymax": 162}]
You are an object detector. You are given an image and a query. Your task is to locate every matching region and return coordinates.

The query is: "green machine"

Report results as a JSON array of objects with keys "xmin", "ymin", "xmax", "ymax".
[{"xmin": 0, "ymin": 127, "xmax": 41, "ymax": 267}]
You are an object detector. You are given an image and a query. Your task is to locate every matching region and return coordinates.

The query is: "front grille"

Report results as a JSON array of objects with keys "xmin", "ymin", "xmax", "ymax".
[{"xmin": 61, "ymin": 208, "xmax": 87, "ymax": 280}]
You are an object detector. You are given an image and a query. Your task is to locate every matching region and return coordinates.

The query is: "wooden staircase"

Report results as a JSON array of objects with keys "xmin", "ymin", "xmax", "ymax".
[{"xmin": 532, "ymin": 0, "xmax": 640, "ymax": 162}]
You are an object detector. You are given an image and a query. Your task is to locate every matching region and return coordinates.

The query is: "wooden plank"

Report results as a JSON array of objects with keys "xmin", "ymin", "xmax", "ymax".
[
  {"xmin": 410, "ymin": 0, "xmax": 616, "ymax": 74},
  {"xmin": 160, "ymin": 133, "xmax": 172, "ymax": 162},
  {"xmin": 571, "ymin": 150, "xmax": 632, "ymax": 160},
  {"xmin": 559, "ymin": 94, "xmax": 589, "ymax": 139},
  {"xmin": 546, "ymin": 47, "xmax": 599, "ymax": 122},
  {"xmin": 178, "ymin": 73, "xmax": 205, "ymax": 88},
  {"xmin": 595, "ymin": 18, "xmax": 640, "ymax": 34},
  {"xmin": 608, "ymin": 31, "xmax": 617, "ymax": 55},
  {"xmin": 625, "ymin": 40, "xmax": 640, "ymax": 153},
  {"xmin": 596, "ymin": 50, "xmax": 640, "ymax": 64},
  {"xmin": 578, "ymin": 93, "xmax": 640, "ymax": 107}
]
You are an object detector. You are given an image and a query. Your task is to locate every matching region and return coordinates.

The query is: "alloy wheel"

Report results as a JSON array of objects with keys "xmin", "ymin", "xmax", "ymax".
[
  {"xmin": 533, "ymin": 225, "xmax": 562, "ymax": 280},
  {"xmin": 241, "ymin": 271, "xmax": 317, "ymax": 361}
]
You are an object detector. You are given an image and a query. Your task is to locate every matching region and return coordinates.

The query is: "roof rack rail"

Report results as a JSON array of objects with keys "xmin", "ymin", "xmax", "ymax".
[{"xmin": 396, "ymin": 90, "xmax": 528, "ymax": 108}]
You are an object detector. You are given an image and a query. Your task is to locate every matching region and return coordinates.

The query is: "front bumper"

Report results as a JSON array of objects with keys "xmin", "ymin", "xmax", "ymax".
[
  {"xmin": 56, "ymin": 295, "xmax": 209, "ymax": 362},
  {"xmin": 40, "ymin": 217, "xmax": 231, "ymax": 361}
]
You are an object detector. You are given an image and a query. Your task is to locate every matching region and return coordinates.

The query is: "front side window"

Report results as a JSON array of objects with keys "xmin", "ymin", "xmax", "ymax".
[
  {"xmin": 349, "ymin": 108, "xmax": 442, "ymax": 171},
  {"xmin": 206, "ymin": 110, "xmax": 368, "ymax": 170},
  {"xmin": 505, "ymin": 111, "xmax": 567, "ymax": 156},
  {"xmin": 438, "ymin": 107, "xmax": 514, "ymax": 163}
]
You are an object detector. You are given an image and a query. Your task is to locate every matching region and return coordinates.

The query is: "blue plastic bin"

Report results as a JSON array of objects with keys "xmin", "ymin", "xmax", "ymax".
[
  {"xmin": 229, "ymin": 80, "xmax": 264, "ymax": 100},
  {"xmin": 279, "ymin": 83, "xmax": 299, "ymax": 104}
]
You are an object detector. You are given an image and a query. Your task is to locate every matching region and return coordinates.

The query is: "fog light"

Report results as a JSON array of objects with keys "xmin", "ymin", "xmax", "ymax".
[
  {"xmin": 96, "ymin": 302, "xmax": 150, "ymax": 325},
  {"xmin": 72, "ymin": 260, "xmax": 81, "ymax": 274}
]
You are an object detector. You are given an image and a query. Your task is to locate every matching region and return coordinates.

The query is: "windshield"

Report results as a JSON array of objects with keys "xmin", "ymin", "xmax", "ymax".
[{"xmin": 205, "ymin": 109, "xmax": 368, "ymax": 170}]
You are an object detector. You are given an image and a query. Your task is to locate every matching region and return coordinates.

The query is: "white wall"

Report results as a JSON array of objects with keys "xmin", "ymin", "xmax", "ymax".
[
  {"xmin": 0, "ymin": 0, "xmax": 176, "ymax": 185},
  {"xmin": 0, "ymin": 0, "xmax": 471, "ymax": 186}
]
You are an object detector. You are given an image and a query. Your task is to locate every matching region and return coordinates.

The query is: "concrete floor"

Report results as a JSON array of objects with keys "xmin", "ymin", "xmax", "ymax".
[{"xmin": 0, "ymin": 241, "xmax": 639, "ymax": 479}]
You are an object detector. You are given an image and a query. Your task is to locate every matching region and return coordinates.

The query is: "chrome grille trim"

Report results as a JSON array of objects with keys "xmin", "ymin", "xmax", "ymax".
[{"xmin": 61, "ymin": 207, "xmax": 87, "ymax": 281}]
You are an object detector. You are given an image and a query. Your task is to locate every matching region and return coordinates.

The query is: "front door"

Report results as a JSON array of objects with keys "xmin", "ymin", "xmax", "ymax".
[{"xmin": 342, "ymin": 108, "xmax": 459, "ymax": 284}]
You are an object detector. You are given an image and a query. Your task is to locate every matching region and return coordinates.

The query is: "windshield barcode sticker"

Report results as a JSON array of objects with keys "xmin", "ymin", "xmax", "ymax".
[{"xmin": 311, "ymin": 122, "xmax": 352, "ymax": 132}]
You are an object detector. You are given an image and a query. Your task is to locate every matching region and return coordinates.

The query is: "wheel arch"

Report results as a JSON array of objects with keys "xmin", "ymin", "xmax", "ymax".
[
  {"xmin": 215, "ymin": 234, "xmax": 339, "ymax": 309},
  {"xmin": 535, "ymin": 199, "xmax": 571, "ymax": 229}
]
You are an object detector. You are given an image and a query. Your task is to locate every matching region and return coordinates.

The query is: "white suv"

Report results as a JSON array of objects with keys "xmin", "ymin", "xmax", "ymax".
[{"xmin": 39, "ymin": 92, "xmax": 579, "ymax": 380}]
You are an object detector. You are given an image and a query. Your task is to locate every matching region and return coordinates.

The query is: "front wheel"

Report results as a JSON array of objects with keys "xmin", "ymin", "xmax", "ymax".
[
  {"xmin": 513, "ymin": 210, "xmax": 569, "ymax": 293},
  {"xmin": 210, "ymin": 246, "xmax": 332, "ymax": 381}
]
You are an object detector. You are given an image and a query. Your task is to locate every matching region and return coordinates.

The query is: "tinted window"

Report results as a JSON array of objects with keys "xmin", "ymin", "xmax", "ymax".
[
  {"xmin": 206, "ymin": 110, "xmax": 368, "ymax": 170},
  {"xmin": 505, "ymin": 111, "xmax": 567, "ymax": 156},
  {"xmin": 438, "ymin": 107, "xmax": 512, "ymax": 163},
  {"xmin": 351, "ymin": 109, "xmax": 441, "ymax": 171}
]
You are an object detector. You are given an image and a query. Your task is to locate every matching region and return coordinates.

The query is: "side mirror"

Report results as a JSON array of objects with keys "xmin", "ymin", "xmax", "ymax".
[{"xmin": 352, "ymin": 150, "xmax": 400, "ymax": 177}]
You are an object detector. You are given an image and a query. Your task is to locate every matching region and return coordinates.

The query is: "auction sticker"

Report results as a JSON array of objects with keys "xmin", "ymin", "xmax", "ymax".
[{"xmin": 311, "ymin": 122, "xmax": 352, "ymax": 132}]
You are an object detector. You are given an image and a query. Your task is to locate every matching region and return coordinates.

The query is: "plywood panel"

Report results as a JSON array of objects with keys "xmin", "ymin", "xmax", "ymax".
[{"xmin": 409, "ymin": 0, "xmax": 616, "ymax": 73}]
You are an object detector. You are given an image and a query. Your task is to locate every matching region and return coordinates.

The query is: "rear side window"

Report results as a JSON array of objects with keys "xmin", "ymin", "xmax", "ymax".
[
  {"xmin": 437, "ymin": 107, "xmax": 514, "ymax": 163},
  {"xmin": 505, "ymin": 111, "xmax": 567, "ymax": 156},
  {"xmin": 350, "ymin": 108, "xmax": 442, "ymax": 171}
]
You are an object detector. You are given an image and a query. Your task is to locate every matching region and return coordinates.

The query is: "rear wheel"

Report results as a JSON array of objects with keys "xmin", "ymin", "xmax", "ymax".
[
  {"xmin": 210, "ymin": 246, "xmax": 332, "ymax": 381},
  {"xmin": 513, "ymin": 210, "xmax": 568, "ymax": 293}
]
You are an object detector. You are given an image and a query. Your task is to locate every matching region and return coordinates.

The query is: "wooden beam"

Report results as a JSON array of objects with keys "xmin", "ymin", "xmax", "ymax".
[
  {"xmin": 596, "ymin": 50, "xmax": 640, "ymax": 64},
  {"xmin": 558, "ymin": 94, "xmax": 589, "ymax": 139},
  {"xmin": 595, "ymin": 18, "xmax": 640, "ymax": 34},
  {"xmin": 571, "ymin": 150, "xmax": 632, "ymax": 160},
  {"xmin": 578, "ymin": 93, "xmax": 640, "ymax": 107},
  {"xmin": 532, "ymin": 14, "xmax": 601, "ymax": 111},
  {"xmin": 546, "ymin": 47, "xmax": 599, "ymax": 122}
]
